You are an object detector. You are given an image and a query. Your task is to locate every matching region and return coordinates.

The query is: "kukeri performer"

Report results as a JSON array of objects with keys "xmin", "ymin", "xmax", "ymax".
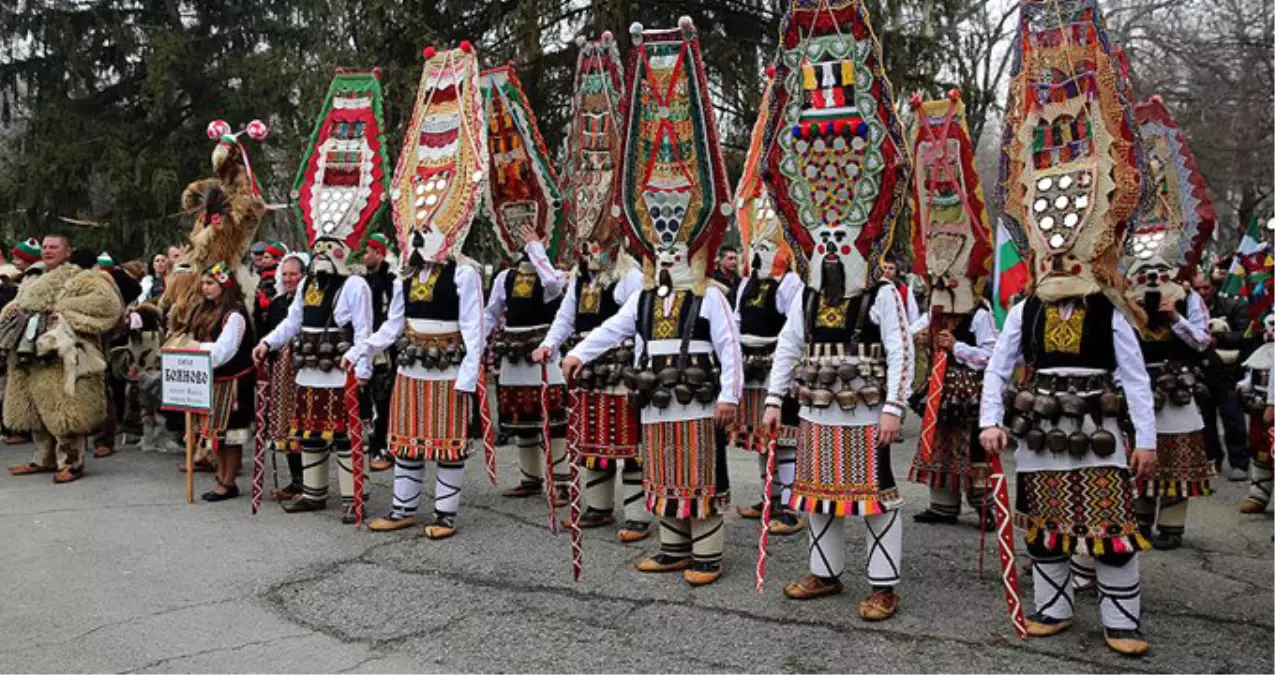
[
  {"xmin": 477, "ymin": 63, "xmax": 572, "ymax": 506},
  {"xmin": 981, "ymin": 0, "xmax": 1158, "ymax": 655},
  {"xmin": 253, "ymin": 235, "xmax": 374, "ymax": 523},
  {"xmin": 344, "ymin": 229, "xmax": 485, "ymax": 539},
  {"xmin": 904, "ymin": 92, "xmax": 999, "ymax": 529},
  {"xmin": 725, "ymin": 67, "xmax": 805, "ymax": 537},
  {"xmin": 756, "ymin": 0, "xmax": 915, "ymax": 620},
  {"xmin": 484, "ymin": 228, "xmax": 570, "ymax": 503},
  {"xmin": 1238, "ymin": 311, "xmax": 1274, "ymax": 514},
  {"xmin": 564, "ymin": 17, "xmax": 741, "ymax": 586},
  {"xmin": 187, "ymin": 263, "xmax": 256, "ymax": 502}
]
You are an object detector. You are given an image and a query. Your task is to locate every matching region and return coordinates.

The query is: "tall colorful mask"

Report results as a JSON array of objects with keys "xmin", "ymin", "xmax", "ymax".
[
  {"xmin": 736, "ymin": 69, "xmax": 792, "ymax": 281},
  {"xmin": 614, "ymin": 17, "xmax": 732, "ymax": 295},
  {"xmin": 762, "ymin": 0, "xmax": 911, "ymax": 299},
  {"xmin": 390, "ymin": 43, "xmax": 488, "ymax": 267},
  {"xmin": 908, "ymin": 92, "xmax": 993, "ymax": 315}
]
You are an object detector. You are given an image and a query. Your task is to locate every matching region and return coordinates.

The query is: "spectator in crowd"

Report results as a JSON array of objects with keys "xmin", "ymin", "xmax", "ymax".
[
  {"xmin": 360, "ymin": 234, "xmax": 395, "ymax": 472},
  {"xmin": 713, "ymin": 245, "xmax": 741, "ymax": 298},
  {"xmin": 141, "ymin": 252, "xmax": 169, "ymax": 301},
  {"xmin": 249, "ymin": 241, "xmax": 268, "ymax": 275},
  {"xmin": 1195, "ymin": 271, "xmax": 1253, "ymax": 477}
]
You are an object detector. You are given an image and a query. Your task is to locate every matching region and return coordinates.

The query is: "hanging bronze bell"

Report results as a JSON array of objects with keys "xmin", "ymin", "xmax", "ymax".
[
  {"xmin": 579, "ymin": 367, "xmax": 594, "ymax": 388},
  {"xmin": 674, "ymin": 383, "xmax": 694, "ymax": 405},
  {"xmin": 336, "ymin": 341, "xmax": 352, "ymax": 354},
  {"xmin": 608, "ymin": 365, "xmax": 623, "ymax": 386},
  {"xmin": 810, "ymin": 388, "xmax": 834, "ymax": 408},
  {"xmin": 492, "ymin": 340, "xmax": 509, "ymax": 357},
  {"xmin": 1170, "ymin": 387, "xmax": 1193, "ymax": 406},
  {"xmin": 859, "ymin": 383, "xmax": 883, "ymax": 408},
  {"xmin": 635, "ymin": 370, "xmax": 658, "ymax": 392},
  {"xmin": 1099, "ymin": 390, "xmax": 1122, "ymax": 416},
  {"xmin": 857, "ymin": 360, "xmax": 873, "ymax": 378},
  {"xmin": 317, "ymin": 341, "xmax": 333, "ymax": 357},
  {"xmin": 318, "ymin": 357, "xmax": 335, "ymax": 373},
  {"xmin": 1033, "ymin": 394, "xmax": 1059, "ymax": 420},
  {"xmin": 1178, "ymin": 369, "xmax": 1196, "ymax": 389},
  {"xmin": 395, "ymin": 337, "xmax": 410, "ymax": 353},
  {"xmin": 1152, "ymin": 390, "xmax": 1166, "ymax": 411},
  {"xmin": 1059, "ymin": 393, "xmax": 1086, "ymax": 418},
  {"xmin": 657, "ymin": 366, "xmax": 680, "ymax": 387},
  {"xmin": 798, "ymin": 386, "xmax": 814, "ymax": 406},
  {"xmin": 1025, "ymin": 427, "xmax": 1046, "ymax": 451},
  {"xmin": 801, "ymin": 363, "xmax": 819, "ymax": 384},
  {"xmin": 292, "ymin": 351, "xmax": 305, "ymax": 367},
  {"xmin": 304, "ymin": 353, "xmax": 318, "ymax": 369},
  {"xmin": 1193, "ymin": 382, "xmax": 1209, "ymax": 401},
  {"xmin": 695, "ymin": 383, "xmax": 716, "ymax": 404},
  {"xmin": 1090, "ymin": 428, "xmax": 1117, "ymax": 457},
  {"xmin": 835, "ymin": 389, "xmax": 858, "ymax": 411},
  {"xmin": 684, "ymin": 365, "xmax": 707, "ymax": 386},
  {"xmin": 616, "ymin": 347, "xmax": 634, "ymax": 365},
  {"xmin": 650, "ymin": 388, "xmax": 672, "ymax": 409},
  {"xmin": 1013, "ymin": 389, "xmax": 1036, "ymax": 413},
  {"xmin": 1009, "ymin": 414, "xmax": 1032, "ymax": 437},
  {"xmin": 1045, "ymin": 427, "xmax": 1068, "ymax": 453},
  {"xmin": 1067, "ymin": 431, "xmax": 1090, "ymax": 457},
  {"xmin": 873, "ymin": 363, "xmax": 886, "ymax": 379},
  {"xmin": 837, "ymin": 362, "xmax": 857, "ymax": 383},
  {"xmin": 301, "ymin": 340, "xmax": 316, "ymax": 355},
  {"xmin": 1155, "ymin": 372, "xmax": 1177, "ymax": 392},
  {"xmin": 817, "ymin": 365, "xmax": 838, "ymax": 386},
  {"xmin": 622, "ymin": 367, "xmax": 640, "ymax": 390}
]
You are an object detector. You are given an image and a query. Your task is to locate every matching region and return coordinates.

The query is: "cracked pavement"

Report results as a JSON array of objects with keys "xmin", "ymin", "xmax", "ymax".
[{"xmin": 1, "ymin": 426, "xmax": 1271, "ymax": 673}]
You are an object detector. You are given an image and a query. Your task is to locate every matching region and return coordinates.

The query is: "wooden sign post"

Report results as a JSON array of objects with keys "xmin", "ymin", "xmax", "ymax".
[{"xmin": 160, "ymin": 348, "xmax": 213, "ymax": 503}]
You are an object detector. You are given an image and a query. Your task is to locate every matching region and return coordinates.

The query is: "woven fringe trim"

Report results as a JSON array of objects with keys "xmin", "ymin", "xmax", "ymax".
[
  {"xmin": 1019, "ymin": 521, "xmax": 1151, "ymax": 555},
  {"xmin": 1137, "ymin": 479, "xmax": 1214, "ymax": 498},
  {"xmin": 646, "ymin": 492, "xmax": 728, "ymax": 520},
  {"xmin": 788, "ymin": 495, "xmax": 896, "ymax": 517},
  {"xmin": 389, "ymin": 437, "xmax": 469, "ymax": 462}
]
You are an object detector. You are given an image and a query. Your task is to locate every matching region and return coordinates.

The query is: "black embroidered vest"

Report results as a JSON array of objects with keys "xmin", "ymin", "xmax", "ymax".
[
  {"xmin": 404, "ymin": 261, "xmax": 460, "ymax": 321},
  {"xmin": 802, "ymin": 283, "xmax": 883, "ymax": 348},
  {"xmin": 504, "ymin": 267, "xmax": 561, "ymax": 328},
  {"xmin": 738, "ymin": 277, "xmax": 784, "ymax": 338},
  {"xmin": 573, "ymin": 275, "xmax": 621, "ymax": 333},
  {"xmin": 1020, "ymin": 293, "xmax": 1117, "ymax": 371},
  {"xmin": 301, "ymin": 275, "xmax": 348, "ymax": 329}
]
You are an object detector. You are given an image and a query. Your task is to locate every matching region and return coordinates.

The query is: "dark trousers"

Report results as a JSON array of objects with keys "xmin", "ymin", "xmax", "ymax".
[
  {"xmin": 368, "ymin": 363, "xmax": 392, "ymax": 456},
  {"xmin": 1202, "ymin": 377, "xmax": 1249, "ymax": 470}
]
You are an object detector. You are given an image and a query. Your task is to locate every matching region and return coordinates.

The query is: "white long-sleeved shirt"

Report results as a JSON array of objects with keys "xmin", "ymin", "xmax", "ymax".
[
  {"xmin": 1167, "ymin": 291, "xmax": 1211, "ymax": 354},
  {"xmin": 198, "ymin": 311, "xmax": 247, "ymax": 370},
  {"xmin": 483, "ymin": 241, "xmax": 568, "ymax": 340},
  {"xmin": 950, "ymin": 306, "xmax": 998, "ymax": 371},
  {"xmin": 567, "ymin": 286, "xmax": 743, "ymax": 421},
  {"xmin": 979, "ymin": 300, "xmax": 1157, "ymax": 466},
  {"xmin": 541, "ymin": 267, "xmax": 645, "ymax": 353},
  {"xmin": 765, "ymin": 283, "xmax": 914, "ymax": 425},
  {"xmin": 343, "ymin": 263, "xmax": 485, "ymax": 393},
  {"xmin": 261, "ymin": 275, "xmax": 374, "ymax": 385}
]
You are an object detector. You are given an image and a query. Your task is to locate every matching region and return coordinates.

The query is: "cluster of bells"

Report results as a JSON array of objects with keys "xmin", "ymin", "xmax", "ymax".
[
  {"xmin": 489, "ymin": 330, "xmax": 548, "ymax": 366},
  {"xmin": 1150, "ymin": 364, "xmax": 1207, "ymax": 411},
  {"xmin": 394, "ymin": 337, "xmax": 465, "ymax": 370},
  {"xmin": 1241, "ymin": 370, "xmax": 1271, "ymax": 414},
  {"xmin": 793, "ymin": 357, "xmax": 887, "ymax": 410},
  {"xmin": 629, "ymin": 354, "xmax": 722, "ymax": 409},
  {"xmin": 935, "ymin": 369, "xmax": 982, "ymax": 421},
  {"xmin": 742, "ymin": 352, "xmax": 775, "ymax": 384},
  {"xmin": 1003, "ymin": 386, "xmax": 1121, "ymax": 457},
  {"xmin": 572, "ymin": 338, "xmax": 636, "ymax": 392},
  {"xmin": 290, "ymin": 335, "xmax": 352, "ymax": 373}
]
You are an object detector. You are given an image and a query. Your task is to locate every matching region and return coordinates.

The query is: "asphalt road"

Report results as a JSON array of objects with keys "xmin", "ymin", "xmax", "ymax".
[{"xmin": 1, "ymin": 423, "xmax": 1271, "ymax": 673}]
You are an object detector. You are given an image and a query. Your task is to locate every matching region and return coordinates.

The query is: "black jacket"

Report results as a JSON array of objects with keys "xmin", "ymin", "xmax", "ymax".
[
  {"xmin": 364, "ymin": 261, "xmax": 395, "ymax": 330},
  {"xmin": 1205, "ymin": 293, "xmax": 1256, "ymax": 376}
]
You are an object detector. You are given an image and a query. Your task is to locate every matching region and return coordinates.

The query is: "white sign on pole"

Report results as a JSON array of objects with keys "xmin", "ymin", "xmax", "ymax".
[{"xmin": 161, "ymin": 348, "xmax": 213, "ymax": 413}]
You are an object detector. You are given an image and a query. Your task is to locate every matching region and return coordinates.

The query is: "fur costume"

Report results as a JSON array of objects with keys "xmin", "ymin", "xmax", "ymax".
[
  {"xmin": 2, "ymin": 264, "xmax": 123, "ymax": 437},
  {"xmin": 164, "ymin": 120, "xmax": 269, "ymax": 338}
]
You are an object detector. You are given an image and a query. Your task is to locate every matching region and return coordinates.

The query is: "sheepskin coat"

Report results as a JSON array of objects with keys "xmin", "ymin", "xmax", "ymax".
[{"xmin": 2, "ymin": 264, "xmax": 124, "ymax": 436}]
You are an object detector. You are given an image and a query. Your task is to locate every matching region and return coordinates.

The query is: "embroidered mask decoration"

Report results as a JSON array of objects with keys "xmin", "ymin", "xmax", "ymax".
[
  {"xmin": 762, "ymin": 0, "xmax": 911, "ymax": 299},
  {"xmin": 908, "ymin": 92, "xmax": 993, "ymax": 315},
  {"xmin": 1123, "ymin": 95, "xmax": 1216, "ymax": 312},
  {"xmin": 999, "ymin": 0, "xmax": 1141, "ymax": 304},
  {"xmin": 564, "ymin": 33, "xmax": 626, "ymax": 273},
  {"xmin": 737, "ymin": 68, "xmax": 793, "ymax": 282},
  {"xmin": 309, "ymin": 236, "xmax": 350, "ymax": 278},
  {"xmin": 616, "ymin": 18, "xmax": 732, "ymax": 296},
  {"xmin": 390, "ymin": 43, "xmax": 488, "ymax": 266},
  {"xmin": 294, "ymin": 69, "xmax": 391, "ymax": 256},
  {"xmin": 479, "ymin": 65, "xmax": 566, "ymax": 267}
]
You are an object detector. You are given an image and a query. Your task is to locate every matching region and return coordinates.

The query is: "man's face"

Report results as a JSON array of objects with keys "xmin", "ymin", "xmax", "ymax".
[
  {"xmin": 261, "ymin": 252, "xmax": 278, "ymax": 268},
  {"xmin": 280, "ymin": 260, "xmax": 304, "ymax": 294},
  {"xmin": 41, "ymin": 236, "xmax": 70, "ymax": 269},
  {"xmin": 251, "ymin": 252, "xmax": 265, "ymax": 270},
  {"xmin": 880, "ymin": 261, "xmax": 897, "ymax": 281},
  {"xmin": 719, "ymin": 251, "xmax": 738, "ymax": 276},
  {"xmin": 1192, "ymin": 273, "xmax": 1214, "ymax": 303},
  {"xmin": 363, "ymin": 249, "xmax": 384, "ymax": 269}
]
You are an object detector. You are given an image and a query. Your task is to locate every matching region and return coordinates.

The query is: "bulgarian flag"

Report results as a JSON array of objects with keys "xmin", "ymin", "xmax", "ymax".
[
  {"xmin": 993, "ymin": 218, "xmax": 1029, "ymax": 329},
  {"xmin": 1221, "ymin": 216, "xmax": 1272, "ymax": 305}
]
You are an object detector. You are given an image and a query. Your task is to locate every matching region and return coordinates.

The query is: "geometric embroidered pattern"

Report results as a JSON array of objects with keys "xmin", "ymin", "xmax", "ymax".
[
  {"xmin": 1015, "ymin": 466, "xmax": 1149, "ymax": 555},
  {"xmin": 1137, "ymin": 430, "xmax": 1214, "ymax": 497},
  {"xmin": 1043, "ymin": 304, "xmax": 1084, "ymax": 354},
  {"xmin": 791, "ymin": 421, "xmax": 902, "ymax": 516}
]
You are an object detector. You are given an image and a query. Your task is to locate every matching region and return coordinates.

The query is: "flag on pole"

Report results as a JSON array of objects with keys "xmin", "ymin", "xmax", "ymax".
[
  {"xmin": 1220, "ymin": 216, "xmax": 1271, "ymax": 299},
  {"xmin": 993, "ymin": 218, "xmax": 1029, "ymax": 329}
]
